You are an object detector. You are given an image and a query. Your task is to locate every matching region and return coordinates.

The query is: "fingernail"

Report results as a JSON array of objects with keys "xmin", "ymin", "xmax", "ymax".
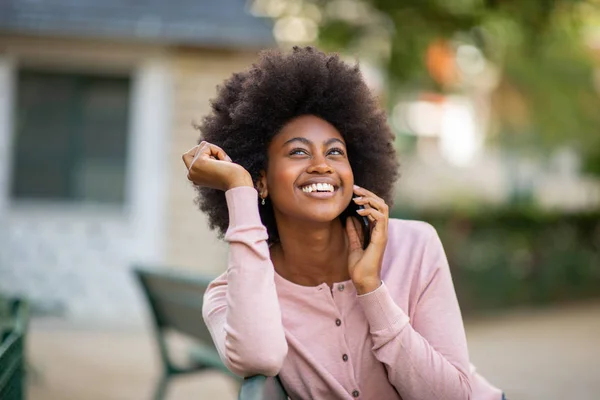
[
  {"xmin": 353, "ymin": 184, "xmax": 360, "ymax": 189},
  {"xmin": 227, "ymin": 156, "xmax": 232, "ymax": 162}
]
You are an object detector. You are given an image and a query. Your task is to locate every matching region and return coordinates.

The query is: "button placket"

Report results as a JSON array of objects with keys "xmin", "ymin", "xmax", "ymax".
[{"xmin": 333, "ymin": 281, "xmax": 358, "ymax": 396}]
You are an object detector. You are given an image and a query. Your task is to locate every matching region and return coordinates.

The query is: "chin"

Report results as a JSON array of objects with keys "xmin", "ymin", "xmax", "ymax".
[{"xmin": 303, "ymin": 208, "xmax": 345, "ymax": 224}]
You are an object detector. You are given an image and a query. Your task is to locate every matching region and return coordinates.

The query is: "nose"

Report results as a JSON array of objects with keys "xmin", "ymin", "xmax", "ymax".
[{"xmin": 306, "ymin": 154, "xmax": 334, "ymax": 174}]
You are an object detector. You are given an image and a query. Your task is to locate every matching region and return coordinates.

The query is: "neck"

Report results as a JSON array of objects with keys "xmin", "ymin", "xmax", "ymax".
[{"xmin": 271, "ymin": 217, "xmax": 349, "ymax": 287}]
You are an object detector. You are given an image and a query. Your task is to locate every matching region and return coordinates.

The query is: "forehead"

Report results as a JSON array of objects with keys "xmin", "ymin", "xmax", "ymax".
[{"xmin": 273, "ymin": 115, "xmax": 345, "ymax": 145}]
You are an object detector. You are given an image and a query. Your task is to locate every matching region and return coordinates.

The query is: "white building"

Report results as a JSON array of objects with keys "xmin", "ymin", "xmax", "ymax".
[{"xmin": 0, "ymin": 0, "xmax": 274, "ymax": 326}]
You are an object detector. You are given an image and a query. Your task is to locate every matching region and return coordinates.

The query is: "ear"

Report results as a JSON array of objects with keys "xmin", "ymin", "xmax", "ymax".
[{"xmin": 256, "ymin": 170, "xmax": 268, "ymax": 199}]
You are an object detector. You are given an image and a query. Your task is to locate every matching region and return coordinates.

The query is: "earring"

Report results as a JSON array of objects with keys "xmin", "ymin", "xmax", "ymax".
[{"xmin": 261, "ymin": 197, "xmax": 266, "ymax": 206}]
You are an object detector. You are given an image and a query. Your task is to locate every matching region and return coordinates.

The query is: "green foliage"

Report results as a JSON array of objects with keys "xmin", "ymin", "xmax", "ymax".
[
  {"xmin": 391, "ymin": 208, "xmax": 600, "ymax": 314},
  {"xmin": 489, "ymin": 10, "xmax": 600, "ymax": 164}
]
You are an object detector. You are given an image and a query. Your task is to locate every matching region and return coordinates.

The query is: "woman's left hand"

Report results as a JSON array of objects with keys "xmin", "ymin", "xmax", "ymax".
[{"xmin": 345, "ymin": 185, "xmax": 389, "ymax": 295}]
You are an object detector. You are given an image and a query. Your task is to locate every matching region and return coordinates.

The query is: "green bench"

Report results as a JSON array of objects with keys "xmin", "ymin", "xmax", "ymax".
[
  {"xmin": 238, "ymin": 375, "xmax": 288, "ymax": 400},
  {"xmin": 0, "ymin": 298, "xmax": 28, "ymax": 400},
  {"xmin": 135, "ymin": 267, "xmax": 289, "ymax": 400}
]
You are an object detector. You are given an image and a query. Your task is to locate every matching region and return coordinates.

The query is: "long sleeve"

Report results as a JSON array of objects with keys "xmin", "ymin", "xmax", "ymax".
[
  {"xmin": 357, "ymin": 225, "xmax": 472, "ymax": 400},
  {"xmin": 202, "ymin": 186, "xmax": 288, "ymax": 377}
]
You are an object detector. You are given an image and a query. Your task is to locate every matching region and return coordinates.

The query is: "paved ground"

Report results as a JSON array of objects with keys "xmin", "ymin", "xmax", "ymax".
[{"xmin": 26, "ymin": 301, "xmax": 600, "ymax": 400}]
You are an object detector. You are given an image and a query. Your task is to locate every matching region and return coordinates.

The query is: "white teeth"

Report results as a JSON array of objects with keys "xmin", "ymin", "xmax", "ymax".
[{"xmin": 301, "ymin": 183, "xmax": 334, "ymax": 193}]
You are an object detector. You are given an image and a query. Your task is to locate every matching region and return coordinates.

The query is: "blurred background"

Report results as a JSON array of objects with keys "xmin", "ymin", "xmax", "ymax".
[{"xmin": 0, "ymin": 0, "xmax": 599, "ymax": 399}]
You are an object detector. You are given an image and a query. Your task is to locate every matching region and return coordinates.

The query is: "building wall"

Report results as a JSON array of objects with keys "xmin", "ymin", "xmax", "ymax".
[
  {"xmin": 165, "ymin": 49, "xmax": 259, "ymax": 275},
  {"xmin": 0, "ymin": 35, "xmax": 263, "ymax": 325},
  {"xmin": 0, "ymin": 35, "xmax": 173, "ymax": 325}
]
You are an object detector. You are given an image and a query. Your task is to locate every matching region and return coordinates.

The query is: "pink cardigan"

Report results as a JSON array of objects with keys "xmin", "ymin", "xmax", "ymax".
[{"xmin": 203, "ymin": 187, "xmax": 503, "ymax": 400}]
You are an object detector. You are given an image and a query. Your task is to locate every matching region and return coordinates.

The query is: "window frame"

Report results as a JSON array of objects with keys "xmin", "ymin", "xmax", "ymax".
[
  {"xmin": 0, "ymin": 46, "xmax": 172, "ymax": 263},
  {"xmin": 10, "ymin": 68, "xmax": 132, "ymax": 205}
]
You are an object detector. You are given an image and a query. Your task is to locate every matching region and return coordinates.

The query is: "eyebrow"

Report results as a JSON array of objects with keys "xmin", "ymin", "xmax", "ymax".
[{"xmin": 282, "ymin": 137, "xmax": 346, "ymax": 147}]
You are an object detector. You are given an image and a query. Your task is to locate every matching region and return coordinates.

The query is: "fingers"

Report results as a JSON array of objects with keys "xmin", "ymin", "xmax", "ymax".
[
  {"xmin": 182, "ymin": 141, "xmax": 232, "ymax": 171},
  {"xmin": 356, "ymin": 207, "xmax": 385, "ymax": 224},
  {"xmin": 353, "ymin": 196, "xmax": 388, "ymax": 214},
  {"xmin": 352, "ymin": 185, "xmax": 388, "ymax": 246},
  {"xmin": 352, "ymin": 185, "xmax": 389, "ymax": 216},
  {"xmin": 353, "ymin": 184, "xmax": 377, "ymax": 198},
  {"xmin": 206, "ymin": 142, "xmax": 232, "ymax": 162},
  {"xmin": 182, "ymin": 145, "xmax": 199, "ymax": 169},
  {"xmin": 188, "ymin": 143, "xmax": 205, "ymax": 171}
]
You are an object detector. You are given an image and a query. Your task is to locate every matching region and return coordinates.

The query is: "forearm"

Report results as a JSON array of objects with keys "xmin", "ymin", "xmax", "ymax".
[
  {"xmin": 358, "ymin": 283, "xmax": 472, "ymax": 400},
  {"xmin": 203, "ymin": 187, "xmax": 287, "ymax": 377}
]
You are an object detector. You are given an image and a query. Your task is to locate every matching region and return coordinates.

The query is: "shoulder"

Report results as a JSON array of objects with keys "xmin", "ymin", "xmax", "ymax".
[
  {"xmin": 387, "ymin": 218, "xmax": 438, "ymax": 246},
  {"xmin": 386, "ymin": 218, "xmax": 446, "ymax": 266},
  {"xmin": 382, "ymin": 218, "xmax": 446, "ymax": 285}
]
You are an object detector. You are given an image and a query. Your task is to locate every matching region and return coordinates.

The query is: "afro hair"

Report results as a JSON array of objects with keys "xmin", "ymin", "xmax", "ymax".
[{"xmin": 195, "ymin": 46, "xmax": 399, "ymax": 244}]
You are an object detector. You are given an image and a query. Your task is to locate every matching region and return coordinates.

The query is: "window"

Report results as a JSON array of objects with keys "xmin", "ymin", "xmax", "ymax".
[{"xmin": 11, "ymin": 69, "xmax": 131, "ymax": 204}]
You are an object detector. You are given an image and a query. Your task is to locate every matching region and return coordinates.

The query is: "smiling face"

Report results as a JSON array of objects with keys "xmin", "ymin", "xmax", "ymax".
[{"xmin": 259, "ymin": 115, "xmax": 354, "ymax": 225}]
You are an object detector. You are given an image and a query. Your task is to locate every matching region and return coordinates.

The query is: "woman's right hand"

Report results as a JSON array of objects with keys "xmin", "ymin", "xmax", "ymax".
[{"xmin": 182, "ymin": 141, "xmax": 253, "ymax": 191}]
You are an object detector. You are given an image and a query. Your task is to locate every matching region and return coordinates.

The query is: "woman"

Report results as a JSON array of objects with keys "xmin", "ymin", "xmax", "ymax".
[{"xmin": 182, "ymin": 47, "xmax": 504, "ymax": 400}]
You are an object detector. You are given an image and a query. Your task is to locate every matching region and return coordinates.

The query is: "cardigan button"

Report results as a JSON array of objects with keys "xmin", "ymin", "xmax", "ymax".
[
  {"xmin": 335, "ymin": 319, "xmax": 342, "ymax": 327},
  {"xmin": 352, "ymin": 390, "xmax": 360, "ymax": 397},
  {"xmin": 342, "ymin": 354, "xmax": 348, "ymax": 362},
  {"xmin": 338, "ymin": 283, "xmax": 345, "ymax": 291}
]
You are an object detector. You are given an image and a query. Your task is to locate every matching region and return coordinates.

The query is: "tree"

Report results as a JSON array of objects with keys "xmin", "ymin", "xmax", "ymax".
[{"xmin": 252, "ymin": 0, "xmax": 600, "ymax": 174}]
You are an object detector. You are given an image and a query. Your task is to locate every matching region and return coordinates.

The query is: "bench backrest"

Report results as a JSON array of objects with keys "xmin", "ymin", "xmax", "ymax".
[
  {"xmin": 134, "ymin": 267, "xmax": 215, "ymax": 346},
  {"xmin": 239, "ymin": 375, "xmax": 288, "ymax": 400},
  {"xmin": 0, "ymin": 299, "xmax": 27, "ymax": 400},
  {"xmin": 0, "ymin": 331, "xmax": 25, "ymax": 400}
]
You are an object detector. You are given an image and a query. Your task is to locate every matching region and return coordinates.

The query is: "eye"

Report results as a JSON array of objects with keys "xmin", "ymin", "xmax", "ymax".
[
  {"xmin": 327, "ymin": 147, "xmax": 345, "ymax": 156},
  {"xmin": 289, "ymin": 148, "xmax": 309, "ymax": 156}
]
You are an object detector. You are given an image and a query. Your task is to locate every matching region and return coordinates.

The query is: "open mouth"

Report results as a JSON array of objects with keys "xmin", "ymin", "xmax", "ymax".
[
  {"xmin": 300, "ymin": 183, "xmax": 335, "ymax": 193},
  {"xmin": 298, "ymin": 183, "xmax": 338, "ymax": 198}
]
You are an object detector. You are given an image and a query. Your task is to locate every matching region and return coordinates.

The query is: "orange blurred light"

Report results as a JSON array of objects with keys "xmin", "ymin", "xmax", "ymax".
[{"xmin": 426, "ymin": 39, "xmax": 457, "ymax": 86}]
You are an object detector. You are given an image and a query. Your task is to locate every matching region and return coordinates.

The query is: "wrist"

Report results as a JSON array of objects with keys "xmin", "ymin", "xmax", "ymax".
[
  {"xmin": 226, "ymin": 173, "xmax": 253, "ymax": 190},
  {"xmin": 354, "ymin": 278, "xmax": 382, "ymax": 295}
]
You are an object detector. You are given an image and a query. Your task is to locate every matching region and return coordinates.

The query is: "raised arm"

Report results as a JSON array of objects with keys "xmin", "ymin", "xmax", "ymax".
[
  {"xmin": 183, "ymin": 142, "xmax": 288, "ymax": 377},
  {"xmin": 202, "ymin": 187, "xmax": 288, "ymax": 377},
  {"xmin": 357, "ymin": 225, "xmax": 473, "ymax": 400}
]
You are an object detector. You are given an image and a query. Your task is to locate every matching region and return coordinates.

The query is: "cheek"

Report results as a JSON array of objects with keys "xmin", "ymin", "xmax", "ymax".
[
  {"xmin": 267, "ymin": 162, "xmax": 298, "ymax": 196},
  {"xmin": 338, "ymin": 162, "xmax": 355, "ymax": 203},
  {"xmin": 339, "ymin": 161, "xmax": 354, "ymax": 184}
]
